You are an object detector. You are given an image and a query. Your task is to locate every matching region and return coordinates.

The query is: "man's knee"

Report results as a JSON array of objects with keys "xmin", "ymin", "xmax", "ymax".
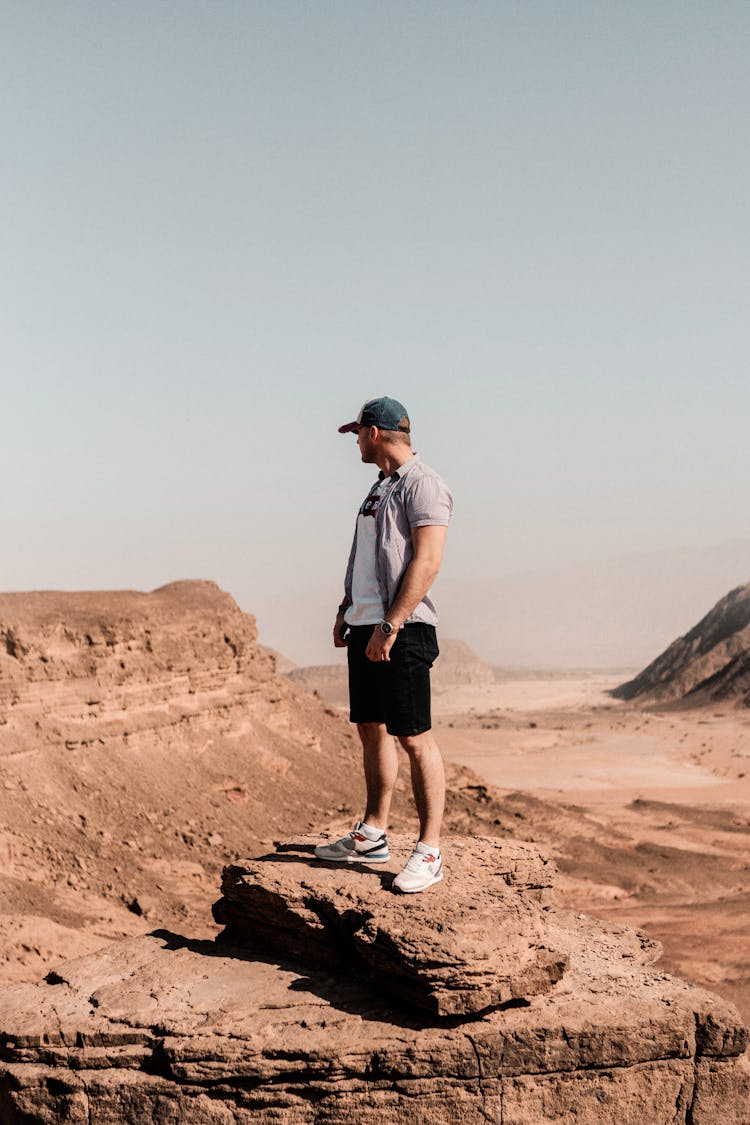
[
  {"xmin": 397, "ymin": 730, "xmax": 433, "ymax": 756},
  {"xmin": 357, "ymin": 721, "xmax": 388, "ymax": 748}
]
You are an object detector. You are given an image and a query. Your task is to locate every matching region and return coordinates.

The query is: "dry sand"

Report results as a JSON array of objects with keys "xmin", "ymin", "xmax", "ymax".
[{"xmin": 433, "ymin": 673, "xmax": 750, "ymax": 1022}]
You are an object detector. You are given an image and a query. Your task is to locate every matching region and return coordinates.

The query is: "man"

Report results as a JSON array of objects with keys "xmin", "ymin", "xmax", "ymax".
[{"xmin": 314, "ymin": 396, "xmax": 453, "ymax": 893}]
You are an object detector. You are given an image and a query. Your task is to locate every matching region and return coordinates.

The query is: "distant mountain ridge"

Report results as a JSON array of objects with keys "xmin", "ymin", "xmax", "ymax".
[{"xmin": 612, "ymin": 582, "xmax": 750, "ymax": 706}]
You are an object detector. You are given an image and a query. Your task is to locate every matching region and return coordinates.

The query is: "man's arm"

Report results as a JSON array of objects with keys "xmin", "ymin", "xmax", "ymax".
[
  {"xmin": 365, "ymin": 525, "xmax": 447, "ymax": 661},
  {"xmin": 333, "ymin": 596, "xmax": 351, "ymax": 648}
]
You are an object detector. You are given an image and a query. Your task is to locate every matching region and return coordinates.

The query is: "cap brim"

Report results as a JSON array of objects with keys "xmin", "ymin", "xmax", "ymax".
[{"xmin": 338, "ymin": 421, "xmax": 360, "ymax": 433}]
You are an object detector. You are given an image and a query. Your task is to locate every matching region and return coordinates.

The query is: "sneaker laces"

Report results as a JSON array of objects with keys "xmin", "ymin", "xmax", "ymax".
[{"xmin": 403, "ymin": 848, "xmax": 438, "ymax": 873}]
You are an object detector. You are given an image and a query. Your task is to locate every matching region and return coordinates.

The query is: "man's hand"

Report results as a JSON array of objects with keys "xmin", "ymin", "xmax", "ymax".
[
  {"xmin": 333, "ymin": 611, "xmax": 349, "ymax": 648},
  {"xmin": 366, "ymin": 626, "xmax": 398, "ymax": 662}
]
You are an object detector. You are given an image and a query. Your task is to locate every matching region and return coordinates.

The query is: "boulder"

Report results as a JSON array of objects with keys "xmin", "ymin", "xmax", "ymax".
[{"xmin": 213, "ymin": 834, "xmax": 566, "ymax": 1016}]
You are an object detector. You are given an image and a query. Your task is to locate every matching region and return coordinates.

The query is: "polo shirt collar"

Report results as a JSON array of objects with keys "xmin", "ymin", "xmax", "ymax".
[{"xmin": 378, "ymin": 453, "xmax": 421, "ymax": 481}]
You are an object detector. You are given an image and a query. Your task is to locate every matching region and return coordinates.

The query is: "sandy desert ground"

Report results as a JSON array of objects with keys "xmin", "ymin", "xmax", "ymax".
[{"xmin": 432, "ymin": 673, "xmax": 750, "ymax": 1023}]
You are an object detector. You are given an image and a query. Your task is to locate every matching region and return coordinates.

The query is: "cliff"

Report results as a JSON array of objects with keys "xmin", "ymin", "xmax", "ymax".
[
  {"xmin": 1, "ymin": 582, "xmax": 748, "ymax": 1121},
  {"xmin": 0, "ymin": 833, "xmax": 747, "ymax": 1122},
  {"xmin": 0, "ymin": 581, "xmax": 363, "ymax": 981}
]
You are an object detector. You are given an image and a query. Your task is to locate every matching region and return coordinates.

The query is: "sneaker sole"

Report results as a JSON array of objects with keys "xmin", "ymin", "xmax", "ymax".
[
  {"xmin": 392, "ymin": 868, "xmax": 444, "ymax": 893},
  {"xmin": 315, "ymin": 852, "xmax": 391, "ymax": 863}
]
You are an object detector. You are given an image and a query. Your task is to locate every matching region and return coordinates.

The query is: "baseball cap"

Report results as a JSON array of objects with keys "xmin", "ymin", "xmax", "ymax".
[{"xmin": 338, "ymin": 396, "xmax": 411, "ymax": 434}]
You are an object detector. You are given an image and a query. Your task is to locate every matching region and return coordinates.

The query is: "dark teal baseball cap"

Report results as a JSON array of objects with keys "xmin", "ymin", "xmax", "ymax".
[{"xmin": 338, "ymin": 396, "xmax": 411, "ymax": 434}]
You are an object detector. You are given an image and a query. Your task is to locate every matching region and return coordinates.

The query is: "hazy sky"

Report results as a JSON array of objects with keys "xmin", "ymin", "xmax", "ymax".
[{"xmin": 3, "ymin": 2, "xmax": 749, "ymax": 662}]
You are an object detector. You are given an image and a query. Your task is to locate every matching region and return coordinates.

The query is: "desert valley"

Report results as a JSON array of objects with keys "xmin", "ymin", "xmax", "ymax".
[{"xmin": 0, "ymin": 579, "xmax": 749, "ymax": 1121}]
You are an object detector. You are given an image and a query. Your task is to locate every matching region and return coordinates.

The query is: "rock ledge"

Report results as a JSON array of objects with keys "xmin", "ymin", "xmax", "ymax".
[
  {"xmin": 0, "ymin": 834, "xmax": 747, "ymax": 1124},
  {"xmin": 214, "ymin": 834, "xmax": 566, "ymax": 1016}
]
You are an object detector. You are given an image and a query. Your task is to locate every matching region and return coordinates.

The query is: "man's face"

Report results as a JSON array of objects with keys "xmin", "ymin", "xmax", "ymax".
[{"xmin": 356, "ymin": 425, "xmax": 376, "ymax": 463}]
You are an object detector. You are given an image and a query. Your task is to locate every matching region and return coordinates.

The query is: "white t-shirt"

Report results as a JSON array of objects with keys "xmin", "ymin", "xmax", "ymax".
[{"xmin": 345, "ymin": 477, "xmax": 391, "ymax": 626}]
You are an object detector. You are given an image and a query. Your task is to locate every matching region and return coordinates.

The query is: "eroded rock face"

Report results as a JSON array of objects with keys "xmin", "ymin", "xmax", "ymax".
[
  {"xmin": 0, "ymin": 580, "xmax": 274, "ymax": 727},
  {"xmin": 613, "ymin": 582, "xmax": 750, "ymax": 705},
  {"xmin": 0, "ymin": 835, "xmax": 748, "ymax": 1124},
  {"xmin": 0, "ymin": 582, "xmax": 364, "ymax": 984}
]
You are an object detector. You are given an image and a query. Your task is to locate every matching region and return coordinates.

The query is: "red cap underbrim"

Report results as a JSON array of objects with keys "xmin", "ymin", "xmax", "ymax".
[{"xmin": 338, "ymin": 421, "xmax": 360, "ymax": 433}]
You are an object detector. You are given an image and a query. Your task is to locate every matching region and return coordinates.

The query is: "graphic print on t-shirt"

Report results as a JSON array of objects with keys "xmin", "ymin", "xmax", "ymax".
[
  {"xmin": 361, "ymin": 481, "xmax": 385, "ymax": 518},
  {"xmin": 345, "ymin": 477, "xmax": 391, "ymax": 626}
]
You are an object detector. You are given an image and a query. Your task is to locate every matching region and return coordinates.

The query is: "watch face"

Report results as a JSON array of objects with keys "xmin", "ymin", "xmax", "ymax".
[{"xmin": 380, "ymin": 621, "xmax": 394, "ymax": 635}]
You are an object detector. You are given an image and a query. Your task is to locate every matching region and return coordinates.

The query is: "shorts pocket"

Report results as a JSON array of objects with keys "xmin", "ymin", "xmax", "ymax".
[{"xmin": 420, "ymin": 627, "xmax": 439, "ymax": 668}]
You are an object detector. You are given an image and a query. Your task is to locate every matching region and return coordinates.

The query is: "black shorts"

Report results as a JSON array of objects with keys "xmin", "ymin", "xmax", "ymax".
[{"xmin": 346, "ymin": 623, "xmax": 439, "ymax": 737}]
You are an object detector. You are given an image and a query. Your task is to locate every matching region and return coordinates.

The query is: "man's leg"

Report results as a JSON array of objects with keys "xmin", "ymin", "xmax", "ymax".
[
  {"xmin": 314, "ymin": 720, "xmax": 395, "ymax": 864},
  {"xmin": 397, "ymin": 729, "xmax": 445, "ymax": 848},
  {"xmin": 358, "ymin": 721, "xmax": 399, "ymax": 830}
]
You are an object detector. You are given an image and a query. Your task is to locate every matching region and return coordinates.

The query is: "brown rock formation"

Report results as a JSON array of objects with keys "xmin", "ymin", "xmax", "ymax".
[
  {"xmin": 613, "ymin": 582, "xmax": 750, "ymax": 705},
  {"xmin": 0, "ymin": 580, "xmax": 275, "ymax": 728},
  {"xmin": 214, "ymin": 835, "xmax": 565, "ymax": 1016},
  {"xmin": 286, "ymin": 660, "xmax": 349, "ymax": 706},
  {"xmin": 1, "ymin": 583, "xmax": 749, "ymax": 1120},
  {"xmin": 432, "ymin": 639, "xmax": 496, "ymax": 691},
  {"xmin": 0, "ymin": 834, "xmax": 748, "ymax": 1123},
  {"xmin": 0, "ymin": 581, "xmax": 364, "ymax": 981}
]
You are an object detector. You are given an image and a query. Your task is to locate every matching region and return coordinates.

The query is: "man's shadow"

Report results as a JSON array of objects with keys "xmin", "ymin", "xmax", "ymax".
[
  {"xmin": 244, "ymin": 843, "xmax": 396, "ymax": 886},
  {"xmin": 148, "ymin": 850, "xmax": 515, "ymax": 1029},
  {"xmin": 146, "ymin": 928, "xmax": 461, "ymax": 1031}
]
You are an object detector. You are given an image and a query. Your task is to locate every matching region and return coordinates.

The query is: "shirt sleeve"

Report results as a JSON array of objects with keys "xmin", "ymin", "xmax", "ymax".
[{"xmin": 404, "ymin": 472, "xmax": 453, "ymax": 528}]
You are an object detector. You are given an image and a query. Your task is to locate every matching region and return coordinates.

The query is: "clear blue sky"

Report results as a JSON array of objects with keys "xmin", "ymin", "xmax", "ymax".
[{"xmin": 2, "ymin": 2, "xmax": 749, "ymax": 661}]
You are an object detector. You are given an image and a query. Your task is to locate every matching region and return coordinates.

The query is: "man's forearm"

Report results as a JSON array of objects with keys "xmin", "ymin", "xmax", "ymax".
[{"xmin": 386, "ymin": 557, "xmax": 440, "ymax": 628}]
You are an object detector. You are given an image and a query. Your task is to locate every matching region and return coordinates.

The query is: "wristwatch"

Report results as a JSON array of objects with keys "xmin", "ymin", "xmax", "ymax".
[{"xmin": 379, "ymin": 620, "xmax": 398, "ymax": 636}]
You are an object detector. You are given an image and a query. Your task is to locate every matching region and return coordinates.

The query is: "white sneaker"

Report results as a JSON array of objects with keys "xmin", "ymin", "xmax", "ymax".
[
  {"xmin": 314, "ymin": 822, "xmax": 390, "ymax": 863},
  {"xmin": 392, "ymin": 842, "xmax": 444, "ymax": 893}
]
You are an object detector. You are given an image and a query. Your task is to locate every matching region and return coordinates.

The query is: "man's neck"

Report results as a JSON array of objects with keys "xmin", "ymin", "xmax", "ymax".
[{"xmin": 375, "ymin": 446, "xmax": 415, "ymax": 477}]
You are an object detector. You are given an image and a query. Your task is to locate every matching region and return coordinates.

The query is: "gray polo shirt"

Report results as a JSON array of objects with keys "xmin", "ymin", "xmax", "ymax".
[{"xmin": 343, "ymin": 454, "xmax": 453, "ymax": 626}]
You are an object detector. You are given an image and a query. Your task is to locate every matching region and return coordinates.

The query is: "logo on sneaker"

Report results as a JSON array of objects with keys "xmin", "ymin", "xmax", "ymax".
[
  {"xmin": 352, "ymin": 833, "xmax": 367, "ymax": 842},
  {"xmin": 423, "ymin": 854, "xmax": 437, "ymax": 863}
]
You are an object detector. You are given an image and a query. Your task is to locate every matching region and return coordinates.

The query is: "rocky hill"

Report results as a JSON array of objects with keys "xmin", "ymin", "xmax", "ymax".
[
  {"xmin": 613, "ymin": 582, "xmax": 750, "ymax": 705},
  {"xmin": 0, "ymin": 582, "xmax": 366, "ymax": 982},
  {"xmin": 0, "ymin": 833, "xmax": 747, "ymax": 1122},
  {"xmin": 2, "ymin": 581, "xmax": 749, "ymax": 1121},
  {"xmin": 287, "ymin": 636, "xmax": 495, "ymax": 706},
  {"xmin": 286, "ymin": 661, "xmax": 350, "ymax": 706},
  {"xmin": 0, "ymin": 581, "xmax": 579, "ymax": 989}
]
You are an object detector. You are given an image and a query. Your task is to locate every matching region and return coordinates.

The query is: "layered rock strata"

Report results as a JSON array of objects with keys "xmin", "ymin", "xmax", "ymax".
[
  {"xmin": 0, "ymin": 834, "xmax": 747, "ymax": 1123},
  {"xmin": 0, "ymin": 580, "xmax": 275, "ymax": 736},
  {"xmin": 214, "ymin": 834, "xmax": 566, "ymax": 1016},
  {"xmin": 0, "ymin": 582, "xmax": 363, "ymax": 982}
]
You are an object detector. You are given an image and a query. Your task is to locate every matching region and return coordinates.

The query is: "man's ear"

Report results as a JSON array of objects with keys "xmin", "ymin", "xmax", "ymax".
[{"xmin": 368, "ymin": 425, "xmax": 380, "ymax": 441}]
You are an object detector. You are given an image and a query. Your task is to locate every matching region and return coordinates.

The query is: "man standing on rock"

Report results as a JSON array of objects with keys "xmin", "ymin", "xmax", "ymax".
[{"xmin": 314, "ymin": 397, "xmax": 453, "ymax": 893}]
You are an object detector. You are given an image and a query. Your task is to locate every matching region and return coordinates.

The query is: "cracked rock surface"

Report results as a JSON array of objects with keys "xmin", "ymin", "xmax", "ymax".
[
  {"xmin": 213, "ymin": 834, "xmax": 566, "ymax": 1016},
  {"xmin": 0, "ymin": 834, "xmax": 748, "ymax": 1123}
]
